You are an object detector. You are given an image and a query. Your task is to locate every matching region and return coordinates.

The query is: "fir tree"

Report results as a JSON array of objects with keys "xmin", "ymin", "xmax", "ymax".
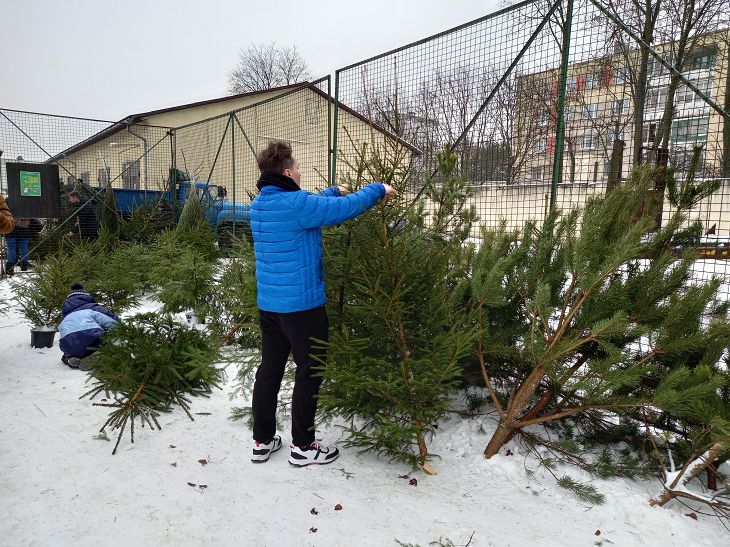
[
  {"xmin": 318, "ymin": 145, "xmax": 476, "ymax": 469},
  {"xmin": 175, "ymin": 192, "xmax": 219, "ymax": 261},
  {"xmin": 12, "ymin": 250, "xmax": 83, "ymax": 327},
  {"xmin": 99, "ymin": 184, "xmax": 120, "ymax": 239},
  {"xmin": 152, "ymin": 231, "xmax": 216, "ymax": 320},
  {"xmin": 206, "ymin": 237, "xmax": 260, "ymax": 347},
  {"xmin": 82, "ymin": 313, "xmax": 224, "ymax": 454}
]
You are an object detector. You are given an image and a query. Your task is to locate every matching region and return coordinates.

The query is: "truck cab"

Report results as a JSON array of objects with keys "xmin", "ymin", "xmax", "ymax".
[{"xmin": 178, "ymin": 181, "xmax": 251, "ymax": 247}]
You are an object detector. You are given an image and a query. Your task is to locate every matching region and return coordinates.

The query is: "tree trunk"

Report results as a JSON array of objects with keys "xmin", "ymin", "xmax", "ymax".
[
  {"xmin": 631, "ymin": 1, "xmax": 660, "ymax": 165},
  {"xmin": 606, "ymin": 138, "xmax": 625, "ymax": 192},
  {"xmin": 707, "ymin": 462, "xmax": 718, "ymax": 491},
  {"xmin": 484, "ymin": 419, "xmax": 516, "ymax": 458}
]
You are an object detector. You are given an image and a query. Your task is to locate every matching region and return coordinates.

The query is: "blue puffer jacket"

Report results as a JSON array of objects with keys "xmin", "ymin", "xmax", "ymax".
[
  {"xmin": 58, "ymin": 289, "xmax": 119, "ymax": 358},
  {"xmin": 250, "ymin": 177, "xmax": 385, "ymax": 313}
]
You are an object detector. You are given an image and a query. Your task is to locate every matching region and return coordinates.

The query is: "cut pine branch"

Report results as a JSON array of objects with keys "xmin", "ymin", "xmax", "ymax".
[{"xmin": 650, "ymin": 443, "xmax": 727, "ymax": 508}]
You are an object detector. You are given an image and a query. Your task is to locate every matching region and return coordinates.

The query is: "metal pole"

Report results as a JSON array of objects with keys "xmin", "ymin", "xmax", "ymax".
[
  {"xmin": 170, "ymin": 129, "xmax": 177, "ymax": 205},
  {"xmin": 231, "ymin": 113, "xmax": 236, "ymax": 240},
  {"xmin": 331, "ymin": 71, "xmax": 341, "ymax": 184},
  {"xmin": 327, "ymin": 76, "xmax": 332, "ymax": 184},
  {"xmin": 206, "ymin": 115, "xmax": 232, "ymax": 185},
  {"xmin": 232, "ymin": 113, "xmax": 257, "ymax": 158},
  {"xmin": 551, "ymin": 0, "xmax": 574, "ymax": 208}
]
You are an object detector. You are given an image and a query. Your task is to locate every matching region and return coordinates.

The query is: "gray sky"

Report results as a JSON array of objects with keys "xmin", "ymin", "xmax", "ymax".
[{"xmin": 1, "ymin": 0, "xmax": 501, "ymax": 121}]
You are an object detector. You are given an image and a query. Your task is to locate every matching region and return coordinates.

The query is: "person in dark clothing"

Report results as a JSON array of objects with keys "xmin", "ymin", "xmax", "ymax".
[
  {"xmin": 249, "ymin": 140, "xmax": 396, "ymax": 467},
  {"xmin": 66, "ymin": 190, "xmax": 99, "ymax": 240},
  {"xmin": 5, "ymin": 218, "xmax": 41, "ymax": 274},
  {"xmin": 58, "ymin": 283, "xmax": 119, "ymax": 371}
]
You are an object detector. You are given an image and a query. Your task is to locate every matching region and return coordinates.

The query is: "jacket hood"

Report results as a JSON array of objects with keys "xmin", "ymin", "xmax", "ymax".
[{"xmin": 61, "ymin": 290, "xmax": 97, "ymax": 318}]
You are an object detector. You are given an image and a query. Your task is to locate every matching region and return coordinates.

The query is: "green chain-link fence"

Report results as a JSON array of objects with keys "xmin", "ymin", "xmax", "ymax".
[
  {"xmin": 331, "ymin": 0, "xmax": 730, "ymax": 305},
  {"xmin": 1, "ymin": 1, "xmax": 728, "ymax": 305}
]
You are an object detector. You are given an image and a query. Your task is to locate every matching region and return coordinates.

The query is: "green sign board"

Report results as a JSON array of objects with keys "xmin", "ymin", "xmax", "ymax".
[{"xmin": 20, "ymin": 171, "xmax": 42, "ymax": 197}]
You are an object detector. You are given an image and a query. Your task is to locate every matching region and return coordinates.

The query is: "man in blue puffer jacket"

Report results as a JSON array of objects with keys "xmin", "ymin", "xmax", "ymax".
[
  {"xmin": 249, "ymin": 140, "xmax": 396, "ymax": 467},
  {"xmin": 58, "ymin": 283, "xmax": 119, "ymax": 371}
]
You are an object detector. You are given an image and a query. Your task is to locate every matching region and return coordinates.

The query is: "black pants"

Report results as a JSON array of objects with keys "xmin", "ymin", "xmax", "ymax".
[{"xmin": 252, "ymin": 306, "xmax": 329, "ymax": 447}]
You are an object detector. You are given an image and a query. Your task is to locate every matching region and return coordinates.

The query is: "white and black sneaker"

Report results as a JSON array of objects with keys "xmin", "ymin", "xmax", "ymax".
[
  {"xmin": 288, "ymin": 441, "xmax": 340, "ymax": 467},
  {"xmin": 251, "ymin": 435, "xmax": 282, "ymax": 463}
]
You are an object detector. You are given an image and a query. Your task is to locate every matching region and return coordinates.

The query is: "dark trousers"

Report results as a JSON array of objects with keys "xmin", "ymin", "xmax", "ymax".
[{"xmin": 252, "ymin": 306, "xmax": 329, "ymax": 447}]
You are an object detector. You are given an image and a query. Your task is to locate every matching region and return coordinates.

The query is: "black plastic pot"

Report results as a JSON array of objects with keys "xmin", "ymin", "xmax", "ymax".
[{"xmin": 30, "ymin": 329, "xmax": 57, "ymax": 348}]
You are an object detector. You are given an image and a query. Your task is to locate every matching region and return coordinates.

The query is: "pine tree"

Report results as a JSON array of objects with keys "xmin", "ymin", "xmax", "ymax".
[
  {"xmin": 12, "ymin": 249, "xmax": 83, "ymax": 327},
  {"xmin": 175, "ymin": 192, "xmax": 218, "ymax": 260},
  {"xmin": 151, "ymin": 231, "xmax": 216, "ymax": 320},
  {"xmin": 99, "ymin": 184, "xmax": 120, "ymax": 239},
  {"xmin": 83, "ymin": 243, "xmax": 147, "ymax": 315},
  {"xmin": 207, "ymin": 237, "xmax": 260, "ymax": 347},
  {"xmin": 318, "ymin": 145, "xmax": 476, "ymax": 469},
  {"xmin": 82, "ymin": 313, "xmax": 223, "ymax": 454},
  {"xmin": 467, "ymin": 165, "xmax": 730, "ymax": 461}
]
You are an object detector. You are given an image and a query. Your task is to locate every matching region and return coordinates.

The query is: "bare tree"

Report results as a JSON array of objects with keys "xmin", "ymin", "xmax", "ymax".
[
  {"xmin": 654, "ymin": 0, "xmax": 728, "ymax": 151},
  {"xmin": 227, "ymin": 43, "xmax": 312, "ymax": 94}
]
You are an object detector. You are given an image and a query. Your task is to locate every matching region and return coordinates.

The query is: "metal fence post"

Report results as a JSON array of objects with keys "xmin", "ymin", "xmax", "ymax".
[
  {"xmin": 231, "ymin": 113, "xmax": 236, "ymax": 239},
  {"xmin": 331, "ymin": 71, "xmax": 340, "ymax": 185},
  {"xmin": 327, "ymin": 76, "xmax": 332, "ymax": 185},
  {"xmin": 551, "ymin": 0, "xmax": 574, "ymax": 209}
]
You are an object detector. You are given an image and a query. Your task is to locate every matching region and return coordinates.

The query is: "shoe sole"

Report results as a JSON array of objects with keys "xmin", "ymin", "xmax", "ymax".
[
  {"xmin": 288, "ymin": 453, "xmax": 340, "ymax": 467},
  {"xmin": 251, "ymin": 442, "xmax": 282, "ymax": 463}
]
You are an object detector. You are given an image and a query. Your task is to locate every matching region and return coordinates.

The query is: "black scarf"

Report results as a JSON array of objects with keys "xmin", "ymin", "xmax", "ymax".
[{"xmin": 257, "ymin": 171, "xmax": 300, "ymax": 192}]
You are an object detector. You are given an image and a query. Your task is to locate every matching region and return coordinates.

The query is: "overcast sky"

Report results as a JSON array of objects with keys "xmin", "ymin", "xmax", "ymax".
[{"xmin": 1, "ymin": 0, "xmax": 502, "ymax": 121}]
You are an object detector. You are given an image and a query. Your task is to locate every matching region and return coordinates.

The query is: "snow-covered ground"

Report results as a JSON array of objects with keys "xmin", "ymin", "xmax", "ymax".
[{"xmin": 0, "ymin": 278, "xmax": 726, "ymax": 547}]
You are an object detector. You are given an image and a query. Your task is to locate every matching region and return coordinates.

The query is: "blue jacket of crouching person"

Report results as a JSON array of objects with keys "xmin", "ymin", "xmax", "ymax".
[{"xmin": 58, "ymin": 283, "xmax": 119, "ymax": 359}]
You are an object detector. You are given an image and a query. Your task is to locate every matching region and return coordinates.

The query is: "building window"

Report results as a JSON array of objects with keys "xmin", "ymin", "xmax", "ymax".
[
  {"xmin": 585, "ymin": 73, "xmax": 599, "ymax": 90},
  {"xmin": 582, "ymin": 103, "xmax": 598, "ymax": 119},
  {"xmin": 671, "ymin": 147, "xmax": 705, "ymax": 172},
  {"xmin": 98, "ymin": 167, "xmax": 110, "ymax": 185},
  {"xmin": 536, "ymin": 111, "xmax": 550, "ymax": 127},
  {"xmin": 643, "ymin": 122, "xmax": 658, "ymax": 144},
  {"xmin": 675, "ymin": 78, "xmax": 712, "ymax": 105},
  {"xmin": 671, "ymin": 117, "xmax": 709, "ymax": 144},
  {"xmin": 566, "ymin": 76, "xmax": 577, "ymax": 92},
  {"xmin": 689, "ymin": 49, "xmax": 716, "ymax": 71},
  {"xmin": 580, "ymin": 134, "xmax": 597, "ymax": 150},
  {"xmin": 533, "ymin": 138, "xmax": 547, "ymax": 154},
  {"xmin": 647, "ymin": 87, "xmax": 667, "ymax": 110},
  {"xmin": 613, "ymin": 66, "xmax": 629, "ymax": 85},
  {"xmin": 648, "ymin": 57, "xmax": 670, "ymax": 76},
  {"xmin": 79, "ymin": 171, "xmax": 91, "ymax": 185},
  {"xmin": 610, "ymin": 99, "xmax": 626, "ymax": 117},
  {"xmin": 606, "ymin": 132, "xmax": 624, "ymax": 148},
  {"xmin": 531, "ymin": 166, "xmax": 546, "ymax": 181},
  {"xmin": 122, "ymin": 160, "xmax": 140, "ymax": 190}
]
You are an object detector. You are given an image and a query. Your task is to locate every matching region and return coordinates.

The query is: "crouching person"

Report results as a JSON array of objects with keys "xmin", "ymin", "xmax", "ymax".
[{"xmin": 59, "ymin": 283, "xmax": 119, "ymax": 371}]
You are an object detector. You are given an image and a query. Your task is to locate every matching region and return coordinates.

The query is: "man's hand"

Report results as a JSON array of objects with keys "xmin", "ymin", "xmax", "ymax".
[
  {"xmin": 382, "ymin": 183, "xmax": 397, "ymax": 202},
  {"xmin": 337, "ymin": 185, "xmax": 351, "ymax": 196}
]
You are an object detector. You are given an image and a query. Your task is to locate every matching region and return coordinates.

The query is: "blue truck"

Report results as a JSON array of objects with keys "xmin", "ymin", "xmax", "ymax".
[{"xmin": 108, "ymin": 180, "xmax": 251, "ymax": 246}]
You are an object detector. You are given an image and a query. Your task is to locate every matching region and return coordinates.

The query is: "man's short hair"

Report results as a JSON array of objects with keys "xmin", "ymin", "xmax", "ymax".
[
  {"xmin": 68, "ymin": 190, "xmax": 81, "ymax": 199},
  {"xmin": 256, "ymin": 140, "xmax": 294, "ymax": 173}
]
